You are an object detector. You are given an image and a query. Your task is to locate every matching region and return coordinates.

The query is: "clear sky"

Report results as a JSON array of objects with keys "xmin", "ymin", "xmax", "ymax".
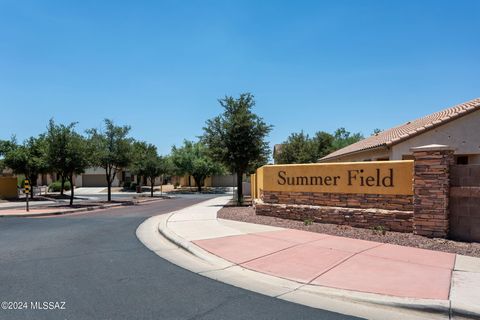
[{"xmin": 1, "ymin": 0, "xmax": 479, "ymax": 155}]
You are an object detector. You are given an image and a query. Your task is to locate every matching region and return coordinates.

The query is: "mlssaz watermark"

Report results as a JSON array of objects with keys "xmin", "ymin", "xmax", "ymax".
[{"xmin": 1, "ymin": 301, "xmax": 66, "ymax": 310}]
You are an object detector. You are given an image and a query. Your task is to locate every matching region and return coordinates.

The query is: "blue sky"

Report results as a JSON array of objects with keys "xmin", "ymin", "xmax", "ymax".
[{"xmin": 1, "ymin": 0, "xmax": 479, "ymax": 155}]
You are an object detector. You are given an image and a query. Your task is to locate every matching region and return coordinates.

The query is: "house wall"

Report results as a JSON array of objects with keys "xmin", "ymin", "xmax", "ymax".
[
  {"xmin": 75, "ymin": 167, "xmax": 121, "ymax": 187},
  {"xmin": 392, "ymin": 110, "xmax": 480, "ymax": 163},
  {"xmin": 323, "ymin": 148, "xmax": 391, "ymax": 162},
  {"xmin": 35, "ymin": 173, "xmax": 56, "ymax": 186},
  {"xmin": 178, "ymin": 174, "xmax": 237, "ymax": 188}
]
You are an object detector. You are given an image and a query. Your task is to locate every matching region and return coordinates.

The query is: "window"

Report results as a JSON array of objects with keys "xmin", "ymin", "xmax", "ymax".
[{"xmin": 456, "ymin": 156, "xmax": 469, "ymax": 165}]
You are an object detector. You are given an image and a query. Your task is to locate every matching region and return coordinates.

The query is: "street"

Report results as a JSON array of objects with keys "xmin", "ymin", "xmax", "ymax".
[{"xmin": 0, "ymin": 195, "xmax": 360, "ymax": 320}]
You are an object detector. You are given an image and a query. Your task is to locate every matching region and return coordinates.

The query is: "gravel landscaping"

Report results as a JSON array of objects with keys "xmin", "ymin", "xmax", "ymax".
[{"xmin": 218, "ymin": 204, "xmax": 480, "ymax": 258}]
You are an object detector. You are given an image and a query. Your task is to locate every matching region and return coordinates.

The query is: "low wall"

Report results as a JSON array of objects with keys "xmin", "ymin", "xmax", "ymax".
[
  {"xmin": 0, "ymin": 176, "xmax": 18, "ymax": 199},
  {"xmin": 261, "ymin": 190, "xmax": 413, "ymax": 211},
  {"xmin": 255, "ymin": 199, "xmax": 413, "ymax": 232}
]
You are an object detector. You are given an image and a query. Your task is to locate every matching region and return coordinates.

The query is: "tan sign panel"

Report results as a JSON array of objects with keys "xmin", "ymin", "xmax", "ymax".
[{"xmin": 257, "ymin": 161, "xmax": 413, "ymax": 195}]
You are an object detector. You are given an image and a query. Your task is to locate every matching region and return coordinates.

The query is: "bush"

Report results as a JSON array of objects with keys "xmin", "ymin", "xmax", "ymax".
[
  {"xmin": 123, "ymin": 181, "xmax": 131, "ymax": 189},
  {"xmin": 49, "ymin": 181, "xmax": 71, "ymax": 192},
  {"xmin": 130, "ymin": 182, "xmax": 137, "ymax": 191},
  {"xmin": 371, "ymin": 225, "xmax": 387, "ymax": 236},
  {"xmin": 303, "ymin": 218, "xmax": 314, "ymax": 226}
]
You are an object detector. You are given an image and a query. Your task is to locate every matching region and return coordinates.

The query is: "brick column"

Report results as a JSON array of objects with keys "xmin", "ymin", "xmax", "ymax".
[{"xmin": 411, "ymin": 145, "xmax": 455, "ymax": 238}]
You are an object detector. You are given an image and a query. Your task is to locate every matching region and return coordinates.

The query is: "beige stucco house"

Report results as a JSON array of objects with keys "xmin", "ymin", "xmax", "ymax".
[{"xmin": 319, "ymin": 98, "xmax": 480, "ymax": 164}]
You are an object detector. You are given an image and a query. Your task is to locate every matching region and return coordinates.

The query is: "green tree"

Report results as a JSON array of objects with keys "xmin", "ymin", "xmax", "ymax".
[
  {"xmin": 331, "ymin": 128, "xmax": 364, "ymax": 150},
  {"xmin": 274, "ymin": 131, "xmax": 314, "ymax": 164},
  {"xmin": 131, "ymin": 142, "xmax": 173, "ymax": 197},
  {"xmin": 274, "ymin": 131, "xmax": 334, "ymax": 164},
  {"xmin": 0, "ymin": 137, "xmax": 17, "ymax": 172},
  {"xmin": 87, "ymin": 119, "xmax": 133, "ymax": 202},
  {"xmin": 274, "ymin": 127, "xmax": 364, "ymax": 164},
  {"xmin": 372, "ymin": 128, "xmax": 382, "ymax": 136},
  {"xmin": 203, "ymin": 93, "xmax": 272, "ymax": 204},
  {"xmin": 170, "ymin": 140, "xmax": 194, "ymax": 188},
  {"xmin": 171, "ymin": 140, "xmax": 223, "ymax": 192},
  {"xmin": 312, "ymin": 131, "xmax": 335, "ymax": 158},
  {"xmin": 144, "ymin": 154, "xmax": 172, "ymax": 197},
  {"xmin": 131, "ymin": 141, "xmax": 150, "ymax": 186},
  {"xmin": 4, "ymin": 136, "xmax": 49, "ymax": 198},
  {"xmin": 46, "ymin": 120, "xmax": 90, "ymax": 205}
]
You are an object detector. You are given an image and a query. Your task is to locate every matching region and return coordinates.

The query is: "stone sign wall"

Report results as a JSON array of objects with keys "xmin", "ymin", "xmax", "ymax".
[{"xmin": 252, "ymin": 145, "xmax": 456, "ymax": 238}]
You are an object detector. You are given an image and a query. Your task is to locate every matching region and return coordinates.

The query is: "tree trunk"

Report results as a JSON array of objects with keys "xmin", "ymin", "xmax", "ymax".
[
  {"xmin": 61, "ymin": 176, "xmax": 65, "ymax": 196},
  {"xmin": 160, "ymin": 175, "xmax": 163, "ymax": 195},
  {"xmin": 193, "ymin": 176, "xmax": 202, "ymax": 193},
  {"xmin": 150, "ymin": 179, "xmax": 154, "ymax": 197},
  {"xmin": 107, "ymin": 181, "xmax": 112, "ymax": 202},
  {"xmin": 69, "ymin": 174, "xmax": 74, "ymax": 206},
  {"xmin": 106, "ymin": 167, "xmax": 112, "ymax": 202},
  {"xmin": 236, "ymin": 171, "xmax": 243, "ymax": 205}
]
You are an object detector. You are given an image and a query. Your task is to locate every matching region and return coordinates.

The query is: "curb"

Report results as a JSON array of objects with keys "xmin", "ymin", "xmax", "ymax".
[
  {"xmin": 158, "ymin": 210, "xmax": 234, "ymax": 269},
  {"xmin": 156, "ymin": 204, "xmax": 480, "ymax": 320},
  {"xmin": 0, "ymin": 197, "xmax": 168, "ymax": 218}
]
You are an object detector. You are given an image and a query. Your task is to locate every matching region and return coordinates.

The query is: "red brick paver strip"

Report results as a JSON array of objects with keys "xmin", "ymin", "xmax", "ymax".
[{"xmin": 193, "ymin": 229, "xmax": 455, "ymax": 300}]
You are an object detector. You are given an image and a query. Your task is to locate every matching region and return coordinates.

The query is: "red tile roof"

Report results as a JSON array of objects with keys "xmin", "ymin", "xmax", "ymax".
[{"xmin": 320, "ymin": 98, "xmax": 480, "ymax": 161}]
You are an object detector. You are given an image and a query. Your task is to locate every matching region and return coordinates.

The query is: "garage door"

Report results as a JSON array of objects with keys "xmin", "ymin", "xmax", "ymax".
[{"xmin": 82, "ymin": 174, "xmax": 107, "ymax": 187}]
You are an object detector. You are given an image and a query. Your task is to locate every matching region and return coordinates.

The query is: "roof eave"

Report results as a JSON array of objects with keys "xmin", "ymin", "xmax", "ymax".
[
  {"xmin": 318, "ymin": 144, "xmax": 389, "ymax": 163},
  {"xmin": 385, "ymin": 105, "xmax": 480, "ymax": 147}
]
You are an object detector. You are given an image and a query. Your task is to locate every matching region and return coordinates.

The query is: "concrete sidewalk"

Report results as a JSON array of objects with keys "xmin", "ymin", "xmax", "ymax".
[{"xmin": 137, "ymin": 196, "xmax": 480, "ymax": 320}]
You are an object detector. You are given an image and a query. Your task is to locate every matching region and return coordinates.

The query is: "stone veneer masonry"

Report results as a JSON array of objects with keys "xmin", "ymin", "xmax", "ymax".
[
  {"xmin": 261, "ymin": 191, "xmax": 413, "ymax": 211},
  {"xmin": 256, "ymin": 190, "xmax": 413, "ymax": 232},
  {"xmin": 255, "ymin": 200, "xmax": 413, "ymax": 232},
  {"xmin": 411, "ymin": 146, "xmax": 454, "ymax": 238}
]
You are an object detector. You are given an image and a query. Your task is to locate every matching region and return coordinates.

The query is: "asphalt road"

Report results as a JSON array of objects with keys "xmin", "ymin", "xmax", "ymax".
[{"xmin": 0, "ymin": 195, "xmax": 362, "ymax": 320}]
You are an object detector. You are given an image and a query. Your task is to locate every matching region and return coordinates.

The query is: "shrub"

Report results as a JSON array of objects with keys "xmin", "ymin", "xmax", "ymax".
[
  {"xmin": 123, "ymin": 181, "xmax": 131, "ymax": 189},
  {"xmin": 130, "ymin": 182, "xmax": 137, "ymax": 191},
  {"xmin": 49, "ymin": 181, "xmax": 71, "ymax": 192},
  {"xmin": 371, "ymin": 225, "xmax": 387, "ymax": 235},
  {"xmin": 303, "ymin": 218, "xmax": 314, "ymax": 226}
]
